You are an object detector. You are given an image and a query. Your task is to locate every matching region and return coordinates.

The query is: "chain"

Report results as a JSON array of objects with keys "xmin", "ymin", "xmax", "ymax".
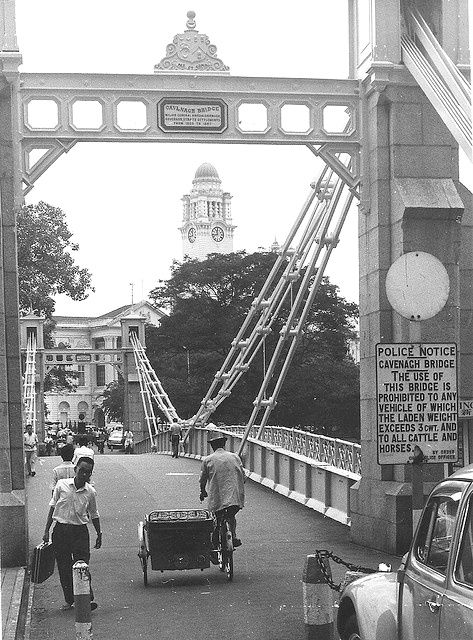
[{"xmin": 314, "ymin": 549, "xmax": 378, "ymax": 593}]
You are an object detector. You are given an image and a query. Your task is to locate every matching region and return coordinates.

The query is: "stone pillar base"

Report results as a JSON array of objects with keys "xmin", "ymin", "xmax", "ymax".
[
  {"xmin": 349, "ymin": 478, "xmax": 437, "ymax": 555},
  {"xmin": 0, "ymin": 491, "xmax": 27, "ymax": 566}
]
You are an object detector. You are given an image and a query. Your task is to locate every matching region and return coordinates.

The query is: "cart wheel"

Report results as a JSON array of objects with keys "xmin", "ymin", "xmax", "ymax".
[
  {"xmin": 140, "ymin": 555, "xmax": 148, "ymax": 586},
  {"xmin": 226, "ymin": 551, "xmax": 233, "ymax": 582},
  {"xmin": 223, "ymin": 521, "xmax": 233, "ymax": 582},
  {"xmin": 138, "ymin": 521, "xmax": 149, "ymax": 587},
  {"xmin": 218, "ymin": 520, "xmax": 233, "ymax": 581},
  {"xmin": 218, "ymin": 547, "xmax": 225, "ymax": 572}
]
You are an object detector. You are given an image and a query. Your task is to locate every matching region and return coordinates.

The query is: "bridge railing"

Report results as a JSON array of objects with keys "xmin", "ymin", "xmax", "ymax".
[
  {"xmin": 135, "ymin": 425, "xmax": 361, "ymax": 525},
  {"xmin": 221, "ymin": 425, "xmax": 361, "ymax": 476}
]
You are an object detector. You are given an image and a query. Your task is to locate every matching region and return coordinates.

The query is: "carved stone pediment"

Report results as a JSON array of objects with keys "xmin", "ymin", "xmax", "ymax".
[{"xmin": 155, "ymin": 11, "xmax": 230, "ymax": 75}]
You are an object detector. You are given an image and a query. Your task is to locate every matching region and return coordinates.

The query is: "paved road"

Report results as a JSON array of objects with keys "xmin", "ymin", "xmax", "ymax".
[{"xmin": 27, "ymin": 453, "xmax": 400, "ymax": 640}]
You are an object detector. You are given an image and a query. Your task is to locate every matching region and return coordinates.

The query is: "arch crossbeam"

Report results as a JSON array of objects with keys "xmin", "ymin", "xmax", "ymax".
[{"xmin": 19, "ymin": 72, "xmax": 360, "ymax": 191}]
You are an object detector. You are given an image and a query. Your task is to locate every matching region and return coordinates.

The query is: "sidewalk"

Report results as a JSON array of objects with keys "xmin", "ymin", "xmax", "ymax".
[{"xmin": 1, "ymin": 566, "xmax": 29, "ymax": 640}]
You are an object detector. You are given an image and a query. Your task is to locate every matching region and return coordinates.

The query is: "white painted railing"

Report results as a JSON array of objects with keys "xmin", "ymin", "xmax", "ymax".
[
  {"xmin": 135, "ymin": 425, "xmax": 361, "ymax": 525},
  {"xmin": 222, "ymin": 425, "xmax": 361, "ymax": 476}
]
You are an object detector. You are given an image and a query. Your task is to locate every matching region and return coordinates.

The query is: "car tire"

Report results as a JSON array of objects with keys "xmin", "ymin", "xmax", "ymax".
[{"xmin": 341, "ymin": 613, "xmax": 361, "ymax": 640}]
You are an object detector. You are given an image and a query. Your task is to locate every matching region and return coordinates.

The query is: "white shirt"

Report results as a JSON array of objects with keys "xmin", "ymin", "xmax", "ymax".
[
  {"xmin": 51, "ymin": 461, "xmax": 75, "ymax": 490},
  {"xmin": 24, "ymin": 432, "xmax": 38, "ymax": 451},
  {"xmin": 200, "ymin": 448, "xmax": 245, "ymax": 513},
  {"xmin": 72, "ymin": 446, "xmax": 95, "ymax": 466},
  {"xmin": 49, "ymin": 478, "xmax": 99, "ymax": 525}
]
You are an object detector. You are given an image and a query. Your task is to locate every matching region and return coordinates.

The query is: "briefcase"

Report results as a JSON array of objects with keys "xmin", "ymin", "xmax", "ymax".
[{"xmin": 31, "ymin": 541, "xmax": 55, "ymax": 584}]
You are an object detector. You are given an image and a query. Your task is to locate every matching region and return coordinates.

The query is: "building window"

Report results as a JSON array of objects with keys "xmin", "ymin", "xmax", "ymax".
[
  {"xmin": 77, "ymin": 365, "xmax": 85, "ymax": 387},
  {"xmin": 94, "ymin": 337, "xmax": 105, "ymax": 350},
  {"xmin": 77, "ymin": 401, "xmax": 89, "ymax": 417},
  {"xmin": 96, "ymin": 364, "xmax": 106, "ymax": 387},
  {"xmin": 116, "ymin": 337, "xmax": 122, "ymax": 349}
]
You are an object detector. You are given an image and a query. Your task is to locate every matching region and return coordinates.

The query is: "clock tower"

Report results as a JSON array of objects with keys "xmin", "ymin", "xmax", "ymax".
[{"xmin": 180, "ymin": 163, "xmax": 235, "ymax": 260}]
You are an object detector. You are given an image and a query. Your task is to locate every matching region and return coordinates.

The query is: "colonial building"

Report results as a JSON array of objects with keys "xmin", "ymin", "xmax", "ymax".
[
  {"xmin": 44, "ymin": 300, "xmax": 164, "ymax": 426},
  {"xmin": 180, "ymin": 162, "xmax": 236, "ymax": 260}
]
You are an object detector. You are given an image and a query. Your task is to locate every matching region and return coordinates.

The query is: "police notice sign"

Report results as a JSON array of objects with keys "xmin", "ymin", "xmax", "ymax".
[{"xmin": 376, "ymin": 343, "xmax": 458, "ymax": 465}]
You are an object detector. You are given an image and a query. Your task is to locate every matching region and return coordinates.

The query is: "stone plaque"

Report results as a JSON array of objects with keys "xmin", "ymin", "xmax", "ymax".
[
  {"xmin": 157, "ymin": 98, "xmax": 228, "ymax": 133},
  {"xmin": 75, "ymin": 353, "xmax": 92, "ymax": 362},
  {"xmin": 376, "ymin": 343, "xmax": 458, "ymax": 465}
]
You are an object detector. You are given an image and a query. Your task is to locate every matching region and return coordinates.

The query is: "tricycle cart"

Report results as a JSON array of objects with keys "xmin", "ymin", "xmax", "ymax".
[{"xmin": 138, "ymin": 508, "xmax": 234, "ymax": 585}]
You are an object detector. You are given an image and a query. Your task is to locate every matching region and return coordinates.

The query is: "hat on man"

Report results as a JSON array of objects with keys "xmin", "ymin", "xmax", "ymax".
[{"xmin": 208, "ymin": 430, "xmax": 227, "ymax": 444}]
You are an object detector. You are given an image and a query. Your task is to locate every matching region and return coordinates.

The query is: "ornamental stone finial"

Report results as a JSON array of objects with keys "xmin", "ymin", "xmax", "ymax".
[
  {"xmin": 186, "ymin": 10, "xmax": 196, "ymax": 30},
  {"xmin": 154, "ymin": 10, "xmax": 230, "ymax": 75}
]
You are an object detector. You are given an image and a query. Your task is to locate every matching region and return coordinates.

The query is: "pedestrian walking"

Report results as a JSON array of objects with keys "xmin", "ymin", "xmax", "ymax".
[
  {"xmin": 169, "ymin": 418, "xmax": 182, "ymax": 458},
  {"xmin": 24, "ymin": 424, "xmax": 38, "ymax": 477},
  {"xmin": 77, "ymin": 413, "xmax": 87, "ymax": 435},
  {"xmin": 95, "ymin": 429, "xmax": 106, "ymax": 454},
  {"xmin": 44, "ymin": 433, "xmax": 54, "ymax": 456},
  {"xmin": 51, "ymin": 443, "xmax": 75, "ymax": 491},
  {"xmin": 124, "ymin": 428, "xmax": 134, "ymax": 454},
  {"xmin": 72, "ymin": 434, "xmax": 95, "ymax": 466},
  {"xmin": 43, "ymin": 457, "xmax": 102, "ymax": 611}
]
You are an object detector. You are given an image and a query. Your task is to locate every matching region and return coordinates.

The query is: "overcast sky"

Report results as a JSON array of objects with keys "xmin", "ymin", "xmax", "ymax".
[{"xmin": 15, "ymin": 1, "xmax": 471, "ymax": 317}]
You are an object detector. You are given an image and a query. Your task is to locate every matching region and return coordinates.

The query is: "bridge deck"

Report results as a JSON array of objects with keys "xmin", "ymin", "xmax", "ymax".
[{"xmin": 25, "ymin": 453, "xmax": 399, "ymax": 640}]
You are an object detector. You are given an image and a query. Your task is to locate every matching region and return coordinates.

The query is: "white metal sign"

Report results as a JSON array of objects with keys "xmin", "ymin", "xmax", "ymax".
[
  {"xmin": 376, "ymin": 343, "xmax": 458, "ymax": 465},
  {"xmin": 459, "ymin": 399, "xmax": 473, "ymax": 419}
]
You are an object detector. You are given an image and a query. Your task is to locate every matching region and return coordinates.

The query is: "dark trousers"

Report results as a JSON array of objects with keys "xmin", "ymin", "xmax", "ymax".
[
  {"xmin": 212, "ymin": 505, "xmax": 240, "ymax": 547},
  {"xmin": 171, "ymin": 435, "xmax": 180, "ymax": 458},
  {"xmin": 52, "ymin": 523, "xmax": 93, "ymax": 605}
]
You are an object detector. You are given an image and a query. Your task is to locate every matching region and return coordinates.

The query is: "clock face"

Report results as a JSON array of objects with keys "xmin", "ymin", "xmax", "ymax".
[
  {"xmin": 188, "ymin": 227, "xmax": 196, "ymax": 243},
  {"xmin": 211, "ymin": 226, "xmax": 225, "ymax": 242}
]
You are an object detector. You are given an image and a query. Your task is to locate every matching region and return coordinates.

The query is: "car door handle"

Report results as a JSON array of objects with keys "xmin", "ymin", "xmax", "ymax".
[{"xmin": 426, "ymin": 598, "xmax": 442, "ymax": 613}]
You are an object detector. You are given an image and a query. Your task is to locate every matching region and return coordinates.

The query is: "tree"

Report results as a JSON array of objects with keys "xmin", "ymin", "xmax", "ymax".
[
  {"xmin": 101, "ymin": 377, "xmax": 125, "ymax": 423},
  {"xmin": 17, "ymin": 201, "xmax": 94, "ymax": 317},
  {"xmin": 44, "ymin": 367, "xmax": 79, "ymax": 393},
  {"xmin": 147, "ymin": 251, "xmax": 360, "ymax": 438}
]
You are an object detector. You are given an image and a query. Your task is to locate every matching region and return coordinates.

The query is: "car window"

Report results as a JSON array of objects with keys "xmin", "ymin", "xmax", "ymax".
[
  {"xmin": 455, "ymin": 496, "xmax": 473, "ymax": 588},
  {"xmin": 415, "ymin": 483, "xmax": 465, "ymax": 575}
]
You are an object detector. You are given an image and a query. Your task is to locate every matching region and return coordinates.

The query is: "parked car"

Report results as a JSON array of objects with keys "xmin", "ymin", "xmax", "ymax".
[
  {"xmin": 107, "ymin": 428, "xmax": 125, "ymax": 450},
  {"xmin": 337, "ymin": 465, "xmax": 473, "ymax": 640},
  {"xmin": 106, "ymin": 422, "xmax": 123, "ymax": 434}
]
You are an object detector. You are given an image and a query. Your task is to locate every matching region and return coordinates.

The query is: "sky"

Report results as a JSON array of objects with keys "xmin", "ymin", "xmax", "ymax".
[{"xmin": 14, "ymin": 1, "xmax": 471, "ymax": 318}]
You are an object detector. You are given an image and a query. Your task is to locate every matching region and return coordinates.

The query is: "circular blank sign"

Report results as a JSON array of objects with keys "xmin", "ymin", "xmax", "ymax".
[{"xmin": 385, "ymin": 252, "xmax": 449, "ymax": 320}]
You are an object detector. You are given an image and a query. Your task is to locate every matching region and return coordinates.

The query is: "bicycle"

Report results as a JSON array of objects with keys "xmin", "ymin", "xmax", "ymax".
[{"xmin": 215, "ymin": 508, "xmax": 234, "ymax": 582}]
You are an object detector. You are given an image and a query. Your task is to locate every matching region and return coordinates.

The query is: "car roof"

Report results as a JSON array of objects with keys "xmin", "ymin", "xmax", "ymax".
[{"xmin": 449, "ymin": 464, "xmax": 473, "ymax": 481}]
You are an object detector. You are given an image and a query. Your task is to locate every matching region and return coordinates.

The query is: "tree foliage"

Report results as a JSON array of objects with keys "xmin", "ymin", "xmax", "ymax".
[
  {"xmin": 17, "ymin": 201, "xmax": 94, "ymax": 317},
  {"xmin": 101, "ymin": 377, "xmax": 125, "ymax": 423},
  {"xmin": 147, "ymin": 251, "xmax": 360, "ymax": 439},
  {"xmin": 44, "ymin": 367, "xmax": 79, "ymax": 393}
]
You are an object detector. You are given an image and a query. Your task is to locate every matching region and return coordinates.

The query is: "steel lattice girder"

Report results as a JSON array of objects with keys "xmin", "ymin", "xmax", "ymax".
[{"xmin": 19, "ymin": 72, "xmax": 360, "ymax": 190}]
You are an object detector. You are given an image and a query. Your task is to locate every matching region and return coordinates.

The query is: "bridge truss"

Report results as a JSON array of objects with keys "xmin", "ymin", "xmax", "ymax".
[
  {"xmin": 182, "ymin": 155, "xmax": 358, "ymax": 452},
  {"xmin": 22, "ymin": 333, "xmax": 37, "ymax": 431},
  {"xmin": 129, "ymin": 331, "xmax": 180, "ymax": 443}
]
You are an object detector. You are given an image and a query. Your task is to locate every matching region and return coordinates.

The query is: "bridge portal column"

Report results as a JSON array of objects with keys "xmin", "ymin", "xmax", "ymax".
[
  {"xmin": 121, "ymin": 317, "xmax": 146, "ymax": 443},
  {"xmin": 349, "ymin": 0, "xmax": 472, "ymax": 554},
  {"xmin": 0, "ymin": 3, "xmax": 25, "ymax": 566},
  {"xmin": 350, "ymin": 79, "xmax": 472, "ymax": 555}
]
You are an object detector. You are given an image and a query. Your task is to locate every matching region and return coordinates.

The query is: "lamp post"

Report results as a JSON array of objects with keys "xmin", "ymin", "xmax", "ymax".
[{"xmin": 182, "ymin": 346, "xmax": 190, "ymax": 382}]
